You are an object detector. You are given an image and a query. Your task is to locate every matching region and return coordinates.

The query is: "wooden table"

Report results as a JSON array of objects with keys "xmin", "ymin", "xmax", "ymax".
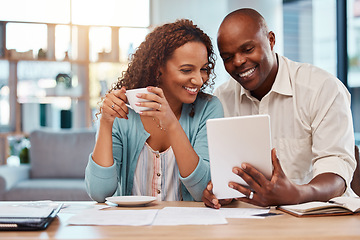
[{"xmin": 1, "ymin": 201, "xmax": 360, "ymax": 240}]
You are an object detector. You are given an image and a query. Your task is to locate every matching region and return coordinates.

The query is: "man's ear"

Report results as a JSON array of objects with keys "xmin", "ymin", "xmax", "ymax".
[{"xmin": 268, "ymin": 31, "xmax": 276, "ymax": 50}]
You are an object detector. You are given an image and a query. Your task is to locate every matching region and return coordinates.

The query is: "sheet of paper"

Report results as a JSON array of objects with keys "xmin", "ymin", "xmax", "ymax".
[
  {"xmin": 67, "ymin": 208, "xmax": 159, "ymax": 226},
  {"xmin": 152, "ymin": 207, "xmax": 228, "ymax": 226},
  {"xmin": 219, "ymin": 208, "xmax": 270, "ymax": 219},
  {"xmin": 0, "ymin": 206, "xmax": 54, "ymax": 218},
  {"xmin": 0, "ymin": 201, "xmax": 60, "ymax": 218}
]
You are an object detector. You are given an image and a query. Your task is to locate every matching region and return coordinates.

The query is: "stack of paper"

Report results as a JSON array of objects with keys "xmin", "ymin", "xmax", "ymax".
[
  {"xmin": 0, "ymin": 201, "xmax": 63, "ymax": 230},
  {"xmin": 67, "ymin": 206, "xmax": 271, "ymax": 226}
]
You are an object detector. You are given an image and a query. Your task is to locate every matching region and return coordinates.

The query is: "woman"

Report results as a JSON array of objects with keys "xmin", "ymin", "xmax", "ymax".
[{"xmin": 85, "ymin": 19, "xmax": 223, "ymax": 202}]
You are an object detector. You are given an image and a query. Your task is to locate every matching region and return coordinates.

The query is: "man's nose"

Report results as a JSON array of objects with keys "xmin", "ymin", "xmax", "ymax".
[{"xmin": 233, "ymin": 53, "xmax": 246, "ymax": 66}]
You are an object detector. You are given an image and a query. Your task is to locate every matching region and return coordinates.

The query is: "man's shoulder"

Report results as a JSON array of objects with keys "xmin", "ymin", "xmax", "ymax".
[
  {"xmin": 278, "ymin": 55, "xmax": 350, "ymax": 101},
  {"xmin": 279, "ymin": 55, "xmax": 341, "ymax": 87}
]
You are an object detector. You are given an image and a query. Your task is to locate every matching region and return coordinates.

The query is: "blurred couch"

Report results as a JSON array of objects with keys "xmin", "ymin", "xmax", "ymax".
[{"xmin": 0, "ymin": 128, "xmax": 96, "ymax": 201}]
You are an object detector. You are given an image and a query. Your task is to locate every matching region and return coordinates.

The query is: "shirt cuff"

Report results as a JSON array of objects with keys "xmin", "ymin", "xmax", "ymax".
[{"xmin": 313, "ymin": 156, "xmax": 354, "ymax": 190}]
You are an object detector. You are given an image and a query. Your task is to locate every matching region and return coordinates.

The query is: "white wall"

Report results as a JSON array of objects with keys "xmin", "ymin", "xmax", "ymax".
[{"xmin": 150, "ymin": 0, "xmax": 283, "ymax": 89}]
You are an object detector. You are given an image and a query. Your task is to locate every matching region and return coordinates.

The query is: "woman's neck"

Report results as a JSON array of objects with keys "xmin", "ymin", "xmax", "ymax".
[{"xmin": 170, "ymin": 103, "xmax": 182, "ymax": 120}]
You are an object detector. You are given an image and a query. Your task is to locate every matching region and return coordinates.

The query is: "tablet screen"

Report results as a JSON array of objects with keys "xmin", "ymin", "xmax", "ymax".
[{"xmin": 207, "ymin": 115, "xmax": 272, "ymax": 199}]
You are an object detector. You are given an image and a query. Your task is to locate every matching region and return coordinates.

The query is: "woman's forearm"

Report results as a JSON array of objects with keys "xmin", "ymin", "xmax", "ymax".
[
  {"xmin": 92, "ymin": 119, "xmax": 115, "ymax": 167},
  {"xmin": 167, "ymin": 121, "xmax": 199, "ymax": 178}
]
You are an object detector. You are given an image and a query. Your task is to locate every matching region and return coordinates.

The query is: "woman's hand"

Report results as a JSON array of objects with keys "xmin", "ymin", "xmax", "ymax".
[
  {"xmin": 202, "ymin": 181, "xmax": 234, "ymax": 209},
  {"xmin": 101, "ymin": 87, "xmax": 129, "ymax": 124},
  {"xmin": 229, "ymin": 148, "xmax": 301, "ymax": 207},
  {"xmin": 135, "ymin": 86, "xmax": 178, "ymax": 130}
]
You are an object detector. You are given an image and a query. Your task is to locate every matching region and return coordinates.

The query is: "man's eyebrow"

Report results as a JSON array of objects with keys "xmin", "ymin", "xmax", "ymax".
[
  {"xmin": 241, "ymin": 40, "xmax": 256, "ymax": 47},
  {"xmin": 219, "ymin": 51, "xmax": 231, "ymax": 57},
  {"xmin": 221, "ymin": 41, "xmax": 257, "ymax": 56}
]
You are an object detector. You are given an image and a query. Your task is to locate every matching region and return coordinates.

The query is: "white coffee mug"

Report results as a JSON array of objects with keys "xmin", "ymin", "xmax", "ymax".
[{"xmin": 125, "ymin": 88, "xmax": 154, "ymax": 113}]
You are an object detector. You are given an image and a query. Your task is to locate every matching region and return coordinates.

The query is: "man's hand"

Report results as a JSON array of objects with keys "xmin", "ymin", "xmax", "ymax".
[{"xmin": 229, "ymin": 148, "xmax": 302, "ymax": 207}]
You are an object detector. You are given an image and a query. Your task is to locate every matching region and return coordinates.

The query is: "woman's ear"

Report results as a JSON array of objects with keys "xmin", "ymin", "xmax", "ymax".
[{"xmin": 157, "ymin": 69, "xmax": 163, "ymax": 81}]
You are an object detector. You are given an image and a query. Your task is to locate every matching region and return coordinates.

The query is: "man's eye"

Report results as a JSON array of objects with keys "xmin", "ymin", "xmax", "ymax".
[
  {"xmin": 222, "ymin": 56, "xmax": 232, "ymax": 62},
  {"xmin": 245, "ymin": 47, "xmax": 254, "ymax": 52}
]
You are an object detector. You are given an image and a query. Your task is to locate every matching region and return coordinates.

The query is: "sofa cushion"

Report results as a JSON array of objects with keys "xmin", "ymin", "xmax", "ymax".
[
  {"xmin": 30, "ymin": 128, "xmax": 96, "ymax": 178},
  {"xmin": 5, "ymin": 179, "xmax": 92, "ymax": 201}
]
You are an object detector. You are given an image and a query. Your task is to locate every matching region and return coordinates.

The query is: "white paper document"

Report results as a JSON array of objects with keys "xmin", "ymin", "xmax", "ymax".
[
  {"xmin": 0, "ymin": 201, "xmax": 62, "ymax": 218},
  {"xmin": 68, "ymin": 208, "xmax": 159, "ymax": 226},
  {"xmin": 0, "ymin": 206, "xmax": 54, "ymax": 218},
  {"xmin": 219, "ymin": 208, "xmax": 270, "ymax": 219},
  {"xmin": 67, "ymin": 206, "xmax": 270, "ymax": 226},
  {"xmin": 152, "ymin": 207, "xmax": 228, "ymax": 226}
]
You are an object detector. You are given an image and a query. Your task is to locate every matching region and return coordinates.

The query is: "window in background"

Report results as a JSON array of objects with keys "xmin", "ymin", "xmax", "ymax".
[
  {"xmin": 348, "ymin": 0, "xmax": 360, "ymax": 141},
  {"xmin": 89, "ymin": 27, "xmax": 112, "ymax": 62},
  {"xmin": 0, "ymin": 0, "xmax": 70, "ymax": 24},
  {"xmin": 71, "ymin": 0, "xmax": 150, "ymax": 27},
  {"xmin": 283, "ymin": 0, "xmax": 337, "ymax": 75},
  {"xmin": 0, "ymin": 22, "xmax": 4, "ymax": 58},
  {"xmin": 6, "ymin": 23, "xmax": 47, "ymax": 59},
  {"xmin": 119, "ymin": 28, "xmax": 149, "ymax": 62},
  {"xmin": 55, "ymin": 25, "xmax": 71, "ymax": 61},
  {"xmin": 0, "ymin": 60, "xmax": 9, "ymax": 131}
]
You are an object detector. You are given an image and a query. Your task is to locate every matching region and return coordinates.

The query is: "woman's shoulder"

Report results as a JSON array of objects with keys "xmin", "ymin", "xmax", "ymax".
[
  {"xmin": 191, "ymin": 93, "xmax": 224, "ymax": 117},
  {"xmin": 195, "ymin": 93, "xmax": 222, "ymax": 108}
]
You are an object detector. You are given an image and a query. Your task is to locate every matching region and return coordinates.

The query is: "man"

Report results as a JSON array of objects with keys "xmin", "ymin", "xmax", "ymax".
[{"xmin": 202, "ymin": 8, "xmax": 356, "ymax": 208}]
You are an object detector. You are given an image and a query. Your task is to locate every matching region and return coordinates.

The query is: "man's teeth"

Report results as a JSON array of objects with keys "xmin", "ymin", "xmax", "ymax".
[
  {"xmin": 238, "ymin": 67, "xmax": 255, "ymax": 78},
  {"xmin": 185, "ymin": 87, "xmax": 197, "ymax": 92}
]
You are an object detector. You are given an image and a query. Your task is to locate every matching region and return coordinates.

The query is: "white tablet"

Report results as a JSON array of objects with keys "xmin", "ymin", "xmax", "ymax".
[{"xmin": 206, "ymin": 115, "xmax": 273, "ymax": 199}]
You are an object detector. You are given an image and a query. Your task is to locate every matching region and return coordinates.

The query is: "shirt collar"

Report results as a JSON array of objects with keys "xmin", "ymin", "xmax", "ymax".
[
  {"xmin": 239, "ymin": 53, "xmax": 293, "ymax": 101},
  {"xmin": 272, "ymin": 54, "xmax": 293, "ymax": 96}
]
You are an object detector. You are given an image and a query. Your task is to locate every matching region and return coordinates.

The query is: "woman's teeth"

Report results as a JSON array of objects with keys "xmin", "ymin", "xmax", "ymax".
[{"xmin": 185, "ymin": 87, "xmax": 197, "ymax": 93}]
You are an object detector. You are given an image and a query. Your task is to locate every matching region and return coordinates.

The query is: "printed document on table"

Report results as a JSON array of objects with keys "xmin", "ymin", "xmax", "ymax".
[
  {"xmin": 67, "ymin": 208, "xmax": 159, "ymax": 226},
  {"xmin": 0, "ymin": 200, "xmax": 62, "ymax": 218},
  {"xmin": 219, "ymin": 208, "xmax": 270, "ymax": 219},
  {"xmin": 152, "ymin": 207, "xmax": 228, "ymax": 225}
]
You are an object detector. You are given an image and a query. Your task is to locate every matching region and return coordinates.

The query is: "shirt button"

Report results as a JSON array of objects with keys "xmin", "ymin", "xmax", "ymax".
[
  {"xmin": 157, "ymin": 173, "xmax": 161, "ymax": 177},
  {"xmin": 156, "ymin": 153, "xmax": 160, "ymax": 158},
  {"xmin": 157, "ymin": 189, "xmax": 161, "ymax": 194}
]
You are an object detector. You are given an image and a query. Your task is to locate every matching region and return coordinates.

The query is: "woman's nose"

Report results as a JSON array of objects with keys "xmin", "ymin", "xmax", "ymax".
[{"xmin": 191, "ymin": 74, "xmax": 203, "ymax": 86}]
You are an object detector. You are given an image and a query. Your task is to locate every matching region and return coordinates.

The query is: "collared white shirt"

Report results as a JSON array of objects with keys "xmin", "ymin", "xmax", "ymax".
[
  {"xmin": 132, "ymin": 142, "xmax": 181, "ymax": 201},
  {"xmin": 215, "ymin": 54, "xmax": 356, "ymax": 196}
]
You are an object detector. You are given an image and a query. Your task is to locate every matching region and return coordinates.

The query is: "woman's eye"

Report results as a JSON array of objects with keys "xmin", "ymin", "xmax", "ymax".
[{"xmin": 180, "ymin": 69, "xmax": 191, "ymax": 73}]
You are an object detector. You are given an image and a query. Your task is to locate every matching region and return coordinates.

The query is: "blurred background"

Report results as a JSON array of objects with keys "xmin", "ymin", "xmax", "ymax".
[{"xmin": 0, "ymin": 0, "xmax": 359, "ymax": 164}]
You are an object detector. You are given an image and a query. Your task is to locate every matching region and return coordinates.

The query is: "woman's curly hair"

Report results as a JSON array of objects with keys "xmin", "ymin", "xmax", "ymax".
[
  {"xmin": 97, "ymin": 19, "xmax": 216, "ymax": 118},
  {"xmin": 113, "ymin": 19, "xmax": 215, "ymax": 92}
]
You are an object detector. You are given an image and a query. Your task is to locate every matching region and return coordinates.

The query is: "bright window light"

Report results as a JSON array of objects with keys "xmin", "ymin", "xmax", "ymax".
[
  {"xmin": 71, "ymin": 0, "xmax": 149, "ymax": 27},
  {"xmin": 6, "ymin": 23, "xmax": 47, "ymax": 56},
  {"xmin": 0, "ymin": 0, "xmax": 70, "ymax": 24}
]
